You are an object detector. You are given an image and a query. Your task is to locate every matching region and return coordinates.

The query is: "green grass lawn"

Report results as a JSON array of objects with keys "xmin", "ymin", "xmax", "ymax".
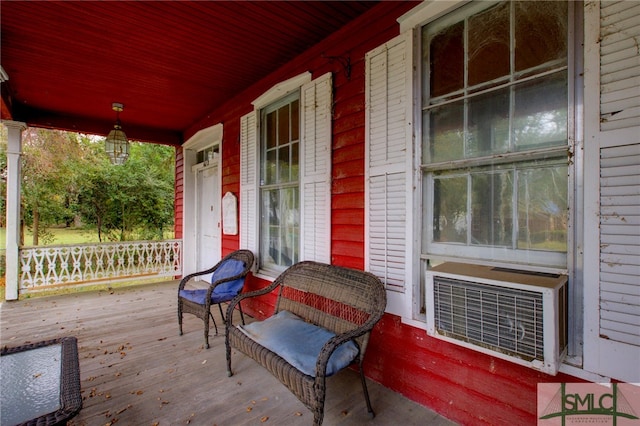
[{"xmin": 0, "ymin": 227, "xmax": 101, "ymax": 250}]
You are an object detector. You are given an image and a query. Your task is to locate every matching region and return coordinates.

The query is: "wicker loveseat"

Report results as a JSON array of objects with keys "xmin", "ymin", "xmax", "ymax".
[{"xmin": 225, "ymin": 261, "xmax": 387, "ymax": 425}]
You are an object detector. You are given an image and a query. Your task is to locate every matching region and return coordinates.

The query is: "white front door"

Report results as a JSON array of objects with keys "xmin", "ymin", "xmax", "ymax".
[{"xmin": 196, "ymin": 165, "xmax": 221, "ymax": 281}]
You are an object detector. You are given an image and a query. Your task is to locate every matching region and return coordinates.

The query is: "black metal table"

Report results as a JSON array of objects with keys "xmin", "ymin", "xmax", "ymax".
[{"xmin": 1, "ymin": 337, "xmax": 82, "ymax": 426}]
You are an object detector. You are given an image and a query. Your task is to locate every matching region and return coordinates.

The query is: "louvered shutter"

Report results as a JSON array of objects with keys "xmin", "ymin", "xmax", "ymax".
[
  {"xmin": 239, "ymin": 111, "xmax": 258, "ymax": 255},
  {"xmin": 583, "ymin": 1, "xmax": 640, "ymax": 383},
  {"xmin": 600, "ymin": 143, "xmax": 640, "ymax": 346},
  {"xmin": 365, "ymin": 32, "xmax": 413, "ymax": 316},
  {"xmin": 599, "ymin": 1, "xmax": 640, "ymax": 131},
  {"xmin": 300, "ymin": 72, "xmax": 332, "ymax": 263}
]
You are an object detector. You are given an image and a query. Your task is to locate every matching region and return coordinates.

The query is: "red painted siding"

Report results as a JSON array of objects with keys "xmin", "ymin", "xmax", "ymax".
[
  {"xmin": 178, "ymin": 2, "xmax": 582, "ymax": 425},
  {"xmin": 174, "ymin": 147, "xmax": 184, "ymax": 239}
]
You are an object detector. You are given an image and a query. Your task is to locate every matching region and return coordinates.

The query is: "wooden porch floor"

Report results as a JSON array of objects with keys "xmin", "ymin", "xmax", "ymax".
[{"xmin": 1, "ymin": 281, "xmax": 456, "ymax": 426}]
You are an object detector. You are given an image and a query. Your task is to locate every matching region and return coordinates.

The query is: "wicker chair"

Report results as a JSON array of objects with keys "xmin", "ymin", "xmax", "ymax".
[
  {"xmin": 225, "ymin": 261, "xmax": 387, "ymax": 425},
  {"xmin": 178, "ymin": 249, "xmax": 254, "ymax": 348}
]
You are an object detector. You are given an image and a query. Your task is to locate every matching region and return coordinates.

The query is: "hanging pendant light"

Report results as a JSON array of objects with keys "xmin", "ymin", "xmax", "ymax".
[{"xmin": 105, "ymin": 102, "xmax": 129, "ymax": 165}]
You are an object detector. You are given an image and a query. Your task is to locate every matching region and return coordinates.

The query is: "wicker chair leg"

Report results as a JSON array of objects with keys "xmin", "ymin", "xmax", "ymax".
[
  {"xmin": 225, "ymin": 337, "xmax": 233, "ymax": 377},
  {"xmin": 238, "ymin": 302, "xmax": 246, "ymax": 325},
  {"xmin": 359, "ymin": 360, "xmax": 375, "ymax": 418},
  {"xmin": 204, "ymin": 311, "xmax": 213, "ymax": 349},
  {"xmin": 220, "ymin": 301, "xmax": 246, "ymax": 325},
  {"xmin": 178, "ymin": 302, "xmax": 183, "ymax": 336}
]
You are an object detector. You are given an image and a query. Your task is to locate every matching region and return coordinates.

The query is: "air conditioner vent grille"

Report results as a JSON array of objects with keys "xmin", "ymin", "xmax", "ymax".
[{"xmin": 433, "ymin": 276, "xmax": 544, "ymax": 361}]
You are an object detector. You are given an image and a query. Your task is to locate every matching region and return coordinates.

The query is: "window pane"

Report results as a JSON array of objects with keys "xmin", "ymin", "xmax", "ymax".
[
  {"xmin": 513, "ymin": 72, "xmax": 567, "ymax": 150},
  {"xmin": 471, "ymin": 170, "xmax": 513, "ymax": 247},
  {"xmin": 291, "ymin": 99, "xmax": 300, "ymax": 141},
  {"xmin": 278, "ymin": 145, "xmax": 290, "ymax": 182},
  {"xmin": 433, "ymin": 175, "xmax": 467, "ymax": 243},
  {"xmin": 260, "ymin": 187, "xmax": 299, "ymax": 269},
  {"xmin": 468, "ymin": 88, "xmax": 510, "ymax": 157},
  {"xmin": 291, "ymin": 142, "xmax": 299, "ymax": 181},
  {"xmin": 427, "ymin": 101, "xmax": 464, "ymax": 163},
  {"xmin": 265, "ymin": 111, "xmax": 277, "ymax": 149},
  {"xmin": 468, "ymin": 2, "xmax": 510, "ymax": 87},
  {"xmin": 278, "ymin": 104, "xmax": 290, "ymax": 146},
  {"xmin": 265, "ymin": 148, "xmax": 277, "ymax": 185},
  {"xmin": 515, "ymin": 1, "xmax": 567, "ymax": 72},
  {"xmin": 429, "ymin": 20, "xmax": 464, "ymax": 98},
  {"xmin": 517, "ymin": 164, "xmax": 567, "ymax": 251}
]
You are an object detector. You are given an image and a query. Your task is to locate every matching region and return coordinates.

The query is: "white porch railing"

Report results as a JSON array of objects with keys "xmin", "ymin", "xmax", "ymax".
[{"xmin": 19, "ymin": 239, "xmax": 182, "ymax": 293}]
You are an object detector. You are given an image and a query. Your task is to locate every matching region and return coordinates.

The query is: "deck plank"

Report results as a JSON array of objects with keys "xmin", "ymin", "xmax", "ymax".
[{"xmin": 1, "ymin": 281, "xmax": 455, "ymax": 426}]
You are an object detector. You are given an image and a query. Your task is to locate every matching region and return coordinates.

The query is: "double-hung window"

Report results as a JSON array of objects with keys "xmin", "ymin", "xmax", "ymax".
[
  {"xmin": 240, "ymin": 72, "xmax": 332, "ymax": 277},
  {"xmin": 260, "ymin": 92, "xmax": 300, "ymax": 273},
  {"xmin": 422, "ymin": 1, "xmax": 570, "ymax": 269}
]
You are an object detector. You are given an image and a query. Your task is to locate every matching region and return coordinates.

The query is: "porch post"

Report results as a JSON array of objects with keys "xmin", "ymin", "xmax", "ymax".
[{"xmin": 3, "ymin": 120, "xmax": 26, "ymax": 300}]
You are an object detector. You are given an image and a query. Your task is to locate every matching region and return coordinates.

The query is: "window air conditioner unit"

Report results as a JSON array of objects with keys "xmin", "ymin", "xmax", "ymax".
[{"xmin": 425, "ymin": 262, "xmax": 568, "ymax": 375}]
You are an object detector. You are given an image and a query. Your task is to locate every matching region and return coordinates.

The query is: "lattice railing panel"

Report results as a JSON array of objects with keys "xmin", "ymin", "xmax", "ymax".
[{"xmin": 19, "ymin": 240, "xmax": 182, "ymax": 291}]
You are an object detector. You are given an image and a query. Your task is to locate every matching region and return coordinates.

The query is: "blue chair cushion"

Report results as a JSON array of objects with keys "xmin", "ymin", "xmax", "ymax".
[
  {"xmin": 237, "ymin": 310, "xmax": 359, "ymax": 377},
  {"xmin": 210, "ymin": 259, "xmax": 246, "ymax": 295},
  {"xmin": 179, "ymin": 288, "xmax": 238, "ymax": 304},
  {"xmin": 179, "ymin": 258, "xmax": 246, "ymax": 304}
]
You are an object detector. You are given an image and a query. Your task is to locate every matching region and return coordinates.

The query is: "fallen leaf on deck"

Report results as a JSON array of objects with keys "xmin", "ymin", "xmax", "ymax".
[
  {"xmin": 202, "ymin": 360, "xmax": 207, "ymax": 364},
  {"xmin": 116, "ymin": 405, "xmax": 131, "ymax": 415},
  {"xmin": 246, "ymin": 407, "xmax": 253, "ymax": 412},
  {"xmin": 295, "ymin": 412, "xmax": 302, "ymax": 416},
  {"xmin": 260, "ymin": 416, "xmax": 269, "ymax": 422},
  {"xmin": 33, "ymin": 373, "xmax": 42, "ymax": 378}
]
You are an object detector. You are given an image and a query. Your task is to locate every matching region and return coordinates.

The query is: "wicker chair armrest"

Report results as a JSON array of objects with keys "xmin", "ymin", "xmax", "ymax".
[
  {"xmin": 225, "ymin": 280, "xmax": 280, "ymax": 326},
  {"xmin": 178, "ymin": 264, "xmax": 220, "ymax": 291},
  {"xmin": 314, "ymin": 314, "xmax": 381, "ymax": 379}
]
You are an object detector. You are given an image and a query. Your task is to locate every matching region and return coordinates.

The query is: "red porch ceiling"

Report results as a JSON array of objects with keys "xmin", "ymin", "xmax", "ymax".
[{"xmin": 1, "ymin": 1, "xmax": 379, "ymax": 145}]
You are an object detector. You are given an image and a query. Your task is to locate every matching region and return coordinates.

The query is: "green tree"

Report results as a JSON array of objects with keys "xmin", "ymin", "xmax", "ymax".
[
  {"xmin": 21, "ymin": 129, "xmax": 85, "ymax": 245},
  {"xmin": 76, "ymin": 141, "xmax": 175, "ymax": 242}
]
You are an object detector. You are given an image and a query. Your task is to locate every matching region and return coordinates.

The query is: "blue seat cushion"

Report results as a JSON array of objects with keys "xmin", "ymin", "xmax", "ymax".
[
  {"xmin": 238, "ymin": 310, "xmax": 359, "ymax": 377},
  {"xmin": 210, "ymin": 259, "xmax": 246, "ymax": 294},
  {"xmin": 179, "ymin": 288, "xmax": 237, "ymax": 304},
  {"xmin": 179, "ymin": 258, "xmax": 246, "ymax": 304}
]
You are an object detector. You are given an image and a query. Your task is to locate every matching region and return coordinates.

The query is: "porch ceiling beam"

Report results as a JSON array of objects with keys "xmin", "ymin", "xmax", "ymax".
[{"xmin": 10, "ymin": 104, "xmax": 183, "ymax": 146}]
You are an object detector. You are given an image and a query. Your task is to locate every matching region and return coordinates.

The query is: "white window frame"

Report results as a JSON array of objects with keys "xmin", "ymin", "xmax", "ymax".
[
  {"xmin": 366, "ymin": 2, "xmax": 614, "ymax": 382},
  {"xmin": 240, "ymin": 72, "xmax": 332, "ymax": 279},
  {"xmin": 420, "ymin": 0, "xmax": 572, "ymax": 271}
]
